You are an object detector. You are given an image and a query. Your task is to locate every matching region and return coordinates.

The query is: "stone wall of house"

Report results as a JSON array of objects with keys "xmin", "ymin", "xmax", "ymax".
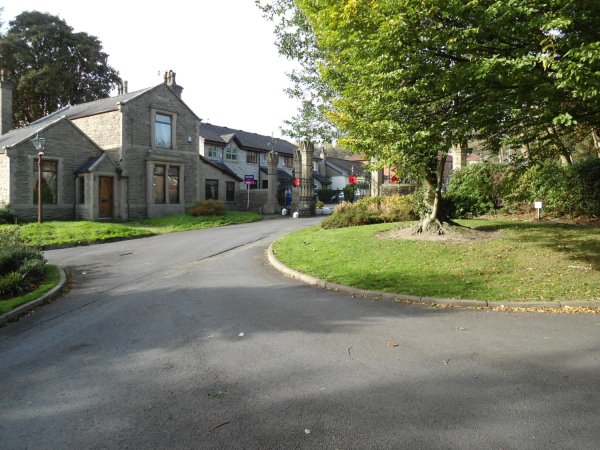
[
  {"xmin": 72, "ymin": 111, "xmax": 122, "ymax": 151},
  {"xmin": 0, "ymin": 153, "xmax": 9, "ymax": 205},
  {"xmin": 198, "ymin": 160, "xmax": 240, "ymax": 209},
  {"xmin": 8, "ymin": 119, "xmax": 113, "ymax": 221},
  {"xmin": 120, "ymin": 84, "xmax": 201, "ymax": 219}
]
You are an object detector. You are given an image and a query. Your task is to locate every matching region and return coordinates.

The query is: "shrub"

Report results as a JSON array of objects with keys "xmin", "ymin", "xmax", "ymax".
[
  {"xmin": 321, "ymin": 195, "xmax": 416, "ymax": 229},
  {"xmin": 316, "ymin": 188, "xmax": 333, "ymax": 203},
  {"xmin": 505, "ymin": 159, "xmax": 600, "ymax": 218},
  {"xmin": 187, "ymin": 199, "xmax": 226, "ymax": 216},
  {"xmin": 0, "ymin": 272, "xmax": 25, "ymax": 297},
  {"xmin": 444, "ymin": 163, "xmax": 511, "ymax": 218},
  {"xmin": 343, "ymin": 184, "xmax": 357, "ymax": 202},
  {"xmin": 0, "ymin": 203, "xmax": 17, "ymax": 225},
  {"xmin": 0, "ymin": 227, "xmax": 46, "ymax": 298},
  {"xmin": 19, "ymin": 258, "xmax": 46, "ymax": 283}
]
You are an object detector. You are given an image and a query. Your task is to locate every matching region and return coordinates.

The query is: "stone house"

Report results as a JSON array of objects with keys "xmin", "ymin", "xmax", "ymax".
[
  {"xmin": 1, "ymin": 71, "xmax": 244, "ymax": 221},
  {"xmin": 0, "ymin": 114, "xmax": 120, "ymax": 221},
  {"xmin": 199, "ymin": 123, "xmax": 327, "ymax": 209}
]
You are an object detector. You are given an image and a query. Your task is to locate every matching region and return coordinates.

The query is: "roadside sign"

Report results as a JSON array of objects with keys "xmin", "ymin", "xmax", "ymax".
[
  {"xmin": 349, "ymin": 176, "xmax": 358, "ymax": 184},
  {"xmin": 244, "ymin": 175, "xmax": 255, "ymax": 185},
  {"xmin": 294, "ymin": 178, "xmax": 300, "ymax": 186}
]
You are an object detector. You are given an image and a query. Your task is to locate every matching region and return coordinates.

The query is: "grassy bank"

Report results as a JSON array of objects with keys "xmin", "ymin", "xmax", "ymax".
[
  {"xmin": 2, "ymin": 211, "xmax": 262, "ymax": 248},
  {"xmin": 0, "ymin": 264, "xmax": 60, "ymax": 314},
  {"xmin": 273, "ymin": 220, "xmax": 600, "ymax": 302}
]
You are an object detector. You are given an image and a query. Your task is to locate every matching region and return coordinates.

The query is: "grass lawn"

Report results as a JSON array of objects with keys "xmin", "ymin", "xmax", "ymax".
[
  {"xmin": 273, "ymin": 220, "xmax": 600, "ymax": 302},
  {"xmin": 0, "ymin": 264, "xmax": 60, "ymax": 315},
  {"xmin": 3, "ymin": 211, "xmax": 262, "ymax": 248}
]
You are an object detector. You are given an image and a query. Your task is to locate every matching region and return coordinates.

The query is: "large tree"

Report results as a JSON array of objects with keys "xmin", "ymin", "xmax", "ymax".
[
  {"xmin": 259, "ymin": 0, "xmax": 600, "ymax": 231},
  {"xmin": 0, "ymin": 11, "xmax": 121, "ymax": 127}
]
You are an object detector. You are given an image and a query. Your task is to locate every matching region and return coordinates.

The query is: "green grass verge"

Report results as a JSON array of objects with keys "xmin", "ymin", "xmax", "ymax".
[
  {"xmin": 273, "ymin": 220, "xmax": 600, "ymax": 302},
  {"xmin": 2, "ymin": 211, "xmax": 262, "ymax": 248},
  {"xmin": 0, "ymin": 264, "xmax": 61, "ymax": 314}
]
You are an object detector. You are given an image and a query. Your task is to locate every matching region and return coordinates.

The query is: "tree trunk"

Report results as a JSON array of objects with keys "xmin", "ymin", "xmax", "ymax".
[
  {"xmin": 592, "ymin": 130, "xmax": 600, "ymax": 158},
  {"xmin": 413, "ymin": 153, "xmax": 448, "ymax": 234}
]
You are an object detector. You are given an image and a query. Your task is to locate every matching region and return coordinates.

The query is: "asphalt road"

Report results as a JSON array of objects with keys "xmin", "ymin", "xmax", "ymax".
[{"xmin": 1, "ymin": 217, "xmax": 599, "ymax": 449}]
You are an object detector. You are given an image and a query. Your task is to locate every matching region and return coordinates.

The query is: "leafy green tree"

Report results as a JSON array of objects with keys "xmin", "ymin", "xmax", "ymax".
[
  {"xmin": 0, "ymin": 11, "xmax": 121, "ymax": 127},
  {"xmin": 259, "ymin": 0, "xmax": 600, "ymax": 231}
]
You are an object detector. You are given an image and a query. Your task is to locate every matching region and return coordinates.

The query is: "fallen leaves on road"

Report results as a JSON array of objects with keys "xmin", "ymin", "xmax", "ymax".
[
  {"xmin": 305, "ymin": 429, "xmax": 311, "ymax": 435},
  {"xmin": 238, "ymin": 333, "xmax": 245, "ymax": 337},
  {"xmin": 444, "ymin": 358, "xmax": 450, "ymax": 365},
  {"xmin": 208, "ymin": 335, "xmax": 214, "ymax": 339},
  {"xmin": 210, "ymin": 421, "xmax": 230, "ymax": 432},
  {"xmin": 388, "ymin": 342, "xmax": 399, "ymax": 348}
]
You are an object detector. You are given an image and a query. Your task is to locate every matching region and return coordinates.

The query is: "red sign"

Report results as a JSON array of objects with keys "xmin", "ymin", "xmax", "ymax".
[
  {"xmin": 391, "ymin": 176, "xmax": 399, "ymax": 183},
  {"xmin": 294, "ymin": 178, "xmax": 300, "ymax": 186},
  {"xmin": 349, "ymin": 176, "xmax": 358, "ymax": 184}
]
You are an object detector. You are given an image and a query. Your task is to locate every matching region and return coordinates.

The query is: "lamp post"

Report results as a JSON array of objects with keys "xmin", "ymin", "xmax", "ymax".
[{"xmin": 30, "ymin": 133, "xmax": 47, "ymax": 223}]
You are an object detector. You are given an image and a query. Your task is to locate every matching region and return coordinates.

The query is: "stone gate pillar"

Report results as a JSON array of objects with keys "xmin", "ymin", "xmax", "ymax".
[
  {"xmin": 452, "ymin": 141, "xmax": 468, "ymax": 171},
  {"xmin": 263, "ymin": 151, "xmax": 280, "ymax": 214},
  {"xmin": 298, "ymin": 140, "xmax": 315, "ymax": 217},
  {"xmin": 371, "ymin": 158, "xmax": 383, "ymax": 197}
]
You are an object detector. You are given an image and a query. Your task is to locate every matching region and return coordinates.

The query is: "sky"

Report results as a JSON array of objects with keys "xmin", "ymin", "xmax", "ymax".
[{"xmin": 2, "ymin": 0, "xmax": 301, "ymax": 139}]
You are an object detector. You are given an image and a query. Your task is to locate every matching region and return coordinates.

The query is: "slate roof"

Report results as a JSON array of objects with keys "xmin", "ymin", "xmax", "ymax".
[
  {"xmin": 28, "ymin": 83, "xmax": 201, "ymax": 124},
  {"xmin": 0, "ymin": 116, "xmax": 63, "ymax": 150},
  {"xmin": 29, "ymin": 87, "xmax": 155, "ymax": 125},
  {"xmin": 313, "ymin": 172, "xmax": 331, "ymax": 184},
  {"xmin": 259, "ymin": 166, "xmax": 294, "ymax": 180},
  {"xmin": 199, "ymin": 123, "xmax": 298, "ymax": 155},
  {"xmin": 199, "ymin": 155, "xmax": 243, "ymax": 181},
  {"xmin": 326, "ymin": 157, "xmax": 367, "ymax": 176},
  {"xmin": 74, "ymin": 157, "xmax": 102, "ymax": 174}
]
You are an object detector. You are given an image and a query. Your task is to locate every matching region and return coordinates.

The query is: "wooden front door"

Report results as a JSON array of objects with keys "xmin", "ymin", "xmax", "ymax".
[{"xmin": 99, "ymin": 177, "xmax": 113, "ymax": 218}]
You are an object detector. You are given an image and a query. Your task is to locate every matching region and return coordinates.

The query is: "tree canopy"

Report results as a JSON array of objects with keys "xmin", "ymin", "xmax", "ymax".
[
  {"xmin": 259, "ymin": 0, "xmax": 600, "ymax": 229},
  {"xmin": 0, "ymin": 11, "xmax": 121, "ymax": 127}
]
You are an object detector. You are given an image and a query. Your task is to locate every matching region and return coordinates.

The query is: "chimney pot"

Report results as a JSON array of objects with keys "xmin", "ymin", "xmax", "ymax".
[{"xmin": 0, "ymin": 71, "xmax": 15, "ymax": 135}]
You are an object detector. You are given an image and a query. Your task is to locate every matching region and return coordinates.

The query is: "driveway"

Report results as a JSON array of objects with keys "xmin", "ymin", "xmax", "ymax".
[{"xmin": 1, "ymin": 217, "xmax": 599, "ymax": 449}]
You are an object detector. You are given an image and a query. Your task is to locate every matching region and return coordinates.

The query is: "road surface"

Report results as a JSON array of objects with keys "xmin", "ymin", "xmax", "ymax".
[{"xmin": 1, "ymin": 217, "xmax": 599, "ymax": 449}]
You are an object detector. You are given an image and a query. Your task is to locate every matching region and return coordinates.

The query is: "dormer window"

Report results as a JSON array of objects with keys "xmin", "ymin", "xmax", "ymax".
[
  {"xmin": 155, "ymin": 113, "xmax": 172, "ymax": 149},
  {"xmin": 225, "ymin": 147, "xmax": 238, "ymax": 162},
  {"xmin": 207, "ymin": 145, "xmax": 220, "ymax": 159}
]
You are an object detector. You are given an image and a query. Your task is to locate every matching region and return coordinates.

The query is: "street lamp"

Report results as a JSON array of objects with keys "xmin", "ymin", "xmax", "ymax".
[{"xmin": 30, "ymin": 133, "xmax": 47, "ymax": 223}]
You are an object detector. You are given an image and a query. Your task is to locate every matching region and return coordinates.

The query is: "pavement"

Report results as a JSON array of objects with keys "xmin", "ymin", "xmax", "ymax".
[{"xmin": 1, "ymin": 216, "xmax": 600, "ymax": 449}]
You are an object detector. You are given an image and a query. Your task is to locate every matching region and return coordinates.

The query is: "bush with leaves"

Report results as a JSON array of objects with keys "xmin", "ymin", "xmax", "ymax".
[
  {"xmin": 0, "ymin": 227, "xmax": 46, "ymax": 298},
  {"xmin": 506, "ymin": 159, "xmax": 600, "ymax": 218},
  {"xmin": 443, "ymin": 164, "xmax": 511, "ymax": 219},
  {"xmin": 321, "ymin": 195, "xmax": 416, "ymax": 229},
  {"xmin": 187, "ymin": 199, "xmax": 226, "ymax": 217},
  {"xmin": 316, "ymin": 188, "xmax": 333, "ymax": 203},
  {"xmin": 0, "ymin": 203, "xmax": 17, "ymax": 225}
]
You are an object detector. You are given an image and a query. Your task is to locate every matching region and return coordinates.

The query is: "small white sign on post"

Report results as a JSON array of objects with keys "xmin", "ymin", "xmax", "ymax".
[{"xmin": 534, "ymin": 201, "xmax": 543, "ymax": 220}]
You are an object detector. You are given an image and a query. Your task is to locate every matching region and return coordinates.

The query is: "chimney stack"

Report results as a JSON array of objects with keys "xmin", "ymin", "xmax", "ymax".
[
  {"xmin": 123, "ymin": 80, "xmax": 128, "ymax": 94},
  {"xmin": 164, "ymin": 70, "xmax": 183, "ymax": 99},
  {"xmin": 319, "ymin": 146, "xmax": 327, "ymax": 175},
  {"xmin": 0, "ymin": 70, "xmax": 15, "ymax": 135}
]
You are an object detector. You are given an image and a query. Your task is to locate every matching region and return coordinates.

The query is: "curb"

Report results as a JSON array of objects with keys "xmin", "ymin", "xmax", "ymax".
[
  {"xmin": 267, "ymin": 243, "xmax": 599, "ymax": 311},
  {"xmin": 0, "ymin": 266, "xmax": 67, "ymax": 326}
]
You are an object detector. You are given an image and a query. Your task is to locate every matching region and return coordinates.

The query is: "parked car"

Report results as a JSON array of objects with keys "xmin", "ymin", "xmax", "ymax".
[{"xmin": 331, "ymin": 192, "xmax": 345, "ymax": 202}]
